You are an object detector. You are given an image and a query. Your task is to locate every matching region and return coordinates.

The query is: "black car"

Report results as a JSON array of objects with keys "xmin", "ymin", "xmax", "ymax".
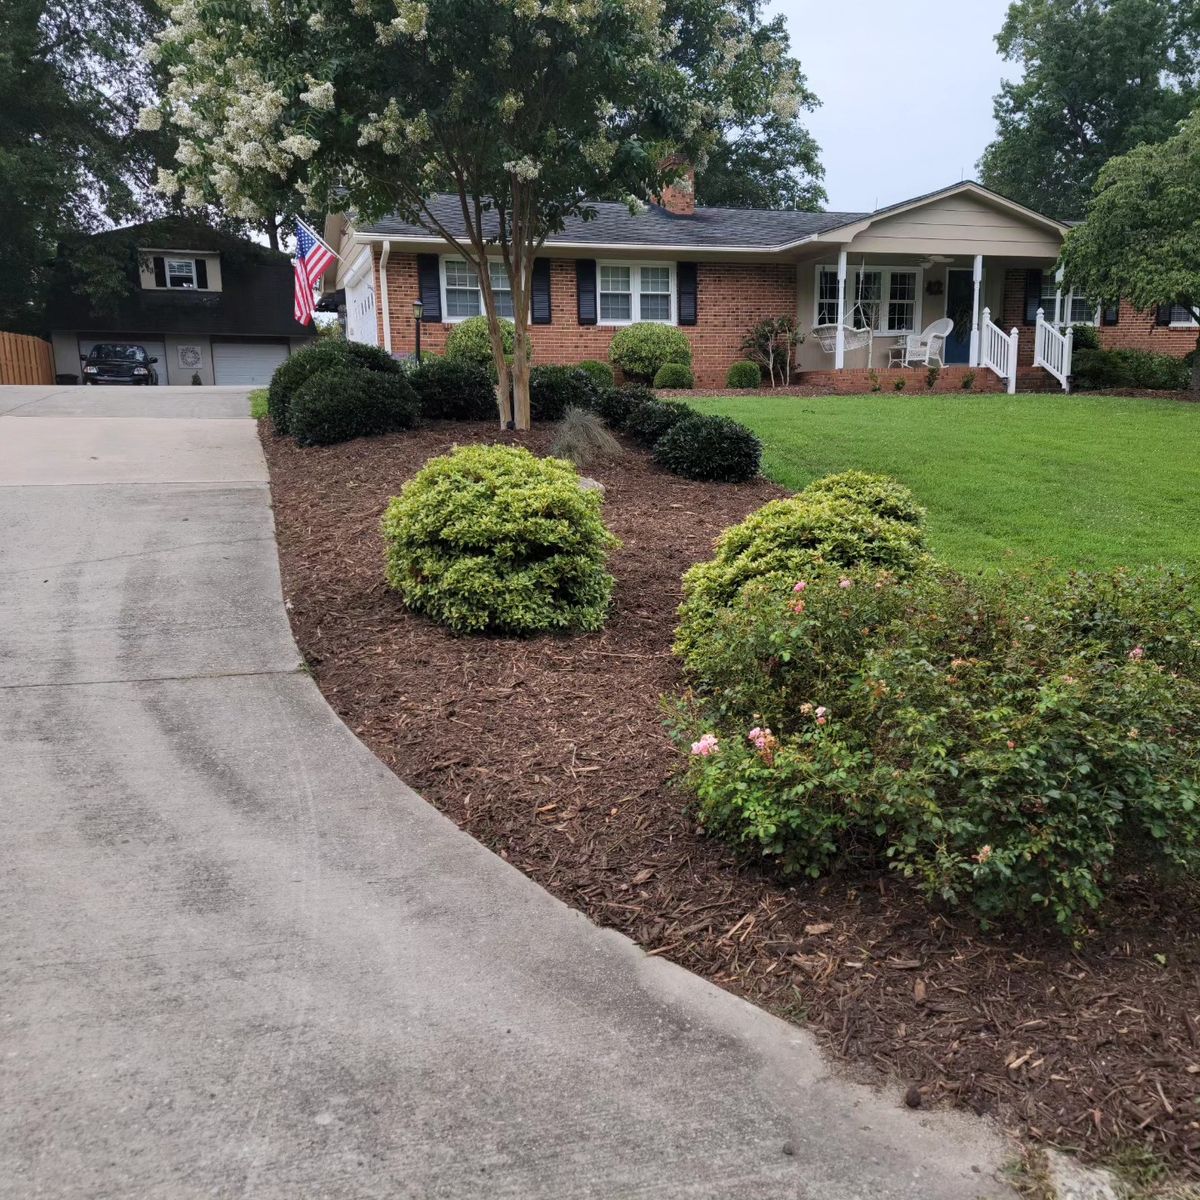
[{"xmin": 80, "ymin": 343, "xmax": 159, "ymax": 385}]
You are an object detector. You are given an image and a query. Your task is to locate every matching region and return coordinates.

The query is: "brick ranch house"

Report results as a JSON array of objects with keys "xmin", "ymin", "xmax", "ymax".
[{"xmin": 321, "ymin": 179, "xmax": 1198, "ymax": 393}]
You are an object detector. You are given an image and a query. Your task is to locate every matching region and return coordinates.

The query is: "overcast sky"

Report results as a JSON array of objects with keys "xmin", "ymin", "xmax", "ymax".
[{"xmin": 775, "ymin": 0, "xmax": 1015, "ymax": 212}]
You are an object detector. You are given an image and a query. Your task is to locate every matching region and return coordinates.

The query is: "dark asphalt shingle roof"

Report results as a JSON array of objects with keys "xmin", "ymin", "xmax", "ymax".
[{"xmin": 361, "ymin": 194, "xmax": 869, "ymax": 249}]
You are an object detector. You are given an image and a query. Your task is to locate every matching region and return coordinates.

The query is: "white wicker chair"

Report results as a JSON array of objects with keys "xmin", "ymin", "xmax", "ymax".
[{"xmin": 903, "ymin": 317, "xmax": 955, "ymax": 367}]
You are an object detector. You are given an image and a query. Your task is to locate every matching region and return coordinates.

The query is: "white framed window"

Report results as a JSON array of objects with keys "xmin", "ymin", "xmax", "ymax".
[
  {"xmin": 1169, "ymin": 303, "xmax": 1198, "ymax": 328},
  {"xmin": 440, "ymin": 258, "xmax": 514, "ymax": 321},
  {"xmin": 813, "ymin": 265, "xmax": 921, "ymax": 334},
  {"xmin": 598, "ymin": 261, "xmax": 676, "ymax": 325},
  {"xmin": 167, "ymin": 258, "xmax": 196, "ymax": 289},
  {"xmin": 1043, "ymin": 277, "xmax": 1098, "ymax": 325}
]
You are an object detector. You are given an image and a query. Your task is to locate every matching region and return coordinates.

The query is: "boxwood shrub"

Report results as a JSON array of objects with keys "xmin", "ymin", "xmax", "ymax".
[
  {"xmin": 593, "ymin": 383, "xmax": 654, "ymax": 429},
  {"xmin": 1072, "ymin": 346, "xmax": 1189, "ymax": 390},
  {"xmin": 608, "ymin": 322, "xmax": 692, "ymax": 382},
  {"xmin": 381, "ymin": 444, "xmax": 618, "ymax": 635},
  {"xmin": 623, "ymin": 398, "xmax": 691, "ymax": 446},
  {"xmin": 445, "ymin": 314, "xmax": 514, "ymax": 368},
  {"xmin": 407, "ymin": 358, "xmax": 496, "ymax": 421},
  {"xmin": 289, "ymin": 367, "xmax": 420, "ymax": 446},
  {"xmin": 653, "ymin": 362, "xmax": 695, "ymax": 389},
  {"xmin": 725, "ymin": 360, "xmax": 761, "ymax": 388},
  {"xmin": 268, "ymin": 339, "xmax": 400, "ymax": 434},
  {"xmin": 577, "ymin": 359, "xmax": 615, "ymax": 388},
  {"xmin": 673, "ymin": 564, "xmax": 1200, "ymax": 933},
  {"xmin": 528, "ymin": 365, "xmax": 596, "ymax": 422},
  {"xmin": 652, "ymin": 413, "xmax": 762, "ymax": 483}
]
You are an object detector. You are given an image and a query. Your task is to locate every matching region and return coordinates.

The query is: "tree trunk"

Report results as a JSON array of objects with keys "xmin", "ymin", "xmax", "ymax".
[{"xmin": 267, "ymin": 217, "xmax": 280, "ymax": 253}]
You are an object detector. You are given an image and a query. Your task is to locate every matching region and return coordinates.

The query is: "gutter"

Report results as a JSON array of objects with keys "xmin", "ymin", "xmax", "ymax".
[
  {"xmin": 379, "ymin": 240, "xmax": 392, "ymax": 353},
  {"xmin": 347, "ymin": 230, "xmax": 824, "ymax": 257}
]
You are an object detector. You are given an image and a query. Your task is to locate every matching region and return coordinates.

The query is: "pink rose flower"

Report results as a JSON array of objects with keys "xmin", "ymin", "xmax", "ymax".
[
  {"xmin": 793, "ymin": 580, "xmax": 808, "ymax": 593},
  {"xmin": 691, "ymin": 733, "xmax": 719, "ymax": 757},
  {"xmin": 839, "ymin": 578, "xmax": 853, "ymax": 589},
  {"xmin": 1128, "ymin": 645, "xmax": 1145, "ymax": 661}
]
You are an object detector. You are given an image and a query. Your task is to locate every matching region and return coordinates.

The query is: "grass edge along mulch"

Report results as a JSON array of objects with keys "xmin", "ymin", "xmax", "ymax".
[{"xmin": 261, "ymin": 419, "xmax": 1200, "ymax": 1181}]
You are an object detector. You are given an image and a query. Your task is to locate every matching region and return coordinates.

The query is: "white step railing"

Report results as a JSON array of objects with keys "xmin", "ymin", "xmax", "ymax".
[
  {"xmin": 980, "ymin": 307, "xmax": 1018, "ymax": 394},
  {"xmin": 1033, "ymin": 307, "xmax": 1073, "ymax": 391}
]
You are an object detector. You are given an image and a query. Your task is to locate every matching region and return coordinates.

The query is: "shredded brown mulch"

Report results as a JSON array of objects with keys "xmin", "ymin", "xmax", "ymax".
[{"xmin": 262, "ymin": 421, "xmax": 1200, "ymax": 1177}]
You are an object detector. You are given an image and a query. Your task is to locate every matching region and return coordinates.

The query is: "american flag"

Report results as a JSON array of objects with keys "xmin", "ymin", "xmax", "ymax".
[{"xmin": 293, "ymin": 218, "xmax": 336, "ymax": 325}]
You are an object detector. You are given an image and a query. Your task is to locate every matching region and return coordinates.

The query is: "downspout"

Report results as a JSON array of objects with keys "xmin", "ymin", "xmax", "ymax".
[{"xmin": 379, "ymin": 240, "xmax": 392, "ymax": 354}]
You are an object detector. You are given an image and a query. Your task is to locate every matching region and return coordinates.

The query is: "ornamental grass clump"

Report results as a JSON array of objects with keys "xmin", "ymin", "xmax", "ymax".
[
  {"xmin": 381, "ymin": 444, "xmax": 618, "ymax": 635},
  {"xmin": 673, "ymin": 564, "xmax": 1200, "ymax": 933},
  {"xmin": 549, "ymin": 407, "xmax": 622, "ymax": 469}
]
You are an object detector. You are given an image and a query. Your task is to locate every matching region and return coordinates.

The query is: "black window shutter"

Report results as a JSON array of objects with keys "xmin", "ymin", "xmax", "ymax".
[
  {"xmin": 1023, "ymin": 269, "xmax": 1043, "ymax": 324},
  {"xmin": 576, "ymin": 259, "xmax": 597, "ymax": 325},
  {"xmin": 194, "ymin": 258, "xmax": 208, "ymax": 289},
  {"xmin": 1101, "ymin": 302, "xmax": 1119, "ymax": 326},
  {"xmin": 677, "ymin": 262, "xmax": 698, "ymax": 326},
  {"xmin": 417, "ymin": 254, "xmax": 441, "ymax": 322},
  {"xmin": 153, "ymin": 256, "xmax": 166, "ymax": 288},
  {"xmin": 531, "ymin": 258, "xmax": 552, "ymax": 325},
  {"xmin": 1156, "ymin": 304, "xmax": 1173, "ymax": 326}
]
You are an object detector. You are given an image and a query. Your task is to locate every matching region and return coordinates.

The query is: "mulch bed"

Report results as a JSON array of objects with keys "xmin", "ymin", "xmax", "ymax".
[{"xmin": 262, "ymin": 420, "xmax": 1200, "ymax": 1178}]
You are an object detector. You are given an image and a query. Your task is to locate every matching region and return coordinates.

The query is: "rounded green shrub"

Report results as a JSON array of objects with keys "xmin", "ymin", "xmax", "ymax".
[
  {"xmin": 653, "ymin": 362, "xmax": 695, "ymax": 389},
  {"xmin": 381, "ymin": 444, "xmax": 619, "ymax": 635},
  {"xmin": 675, "ymin": 488, "xmax": 928, "ymax": 671},
  {"xmin": 674, "ymin": 564, "xmax": 1200, "ymax": 933},
  {"xmin": 445, "ymin": 315, "xmax": 514, "ymax": 368},
  {"xmin": 801, "ymin": 470, "xmax": 926, "ymax": 526},
  {"xmin": 725, "ymin": 360, "xmax": 761, "ymax": 389},
  {"xmin": 289, "ymin": 367, "xmax": 420, "ymax": 446},
  {"xmin": 593, "ymin": 383, "xmax": 654, "ymax": 429},
  {"xmin": 623, "ymin": 398, "xmax": 691, "ymax": 447},
  {"xmin": 407, "ymin": 358, "xmax": 496, "ymax": 421},
  {"xmin": 608, "ymin": 323, "xmax": 692, "ymax": 382},
  {"xmin": 652, "ymin": 413, "xmax": 762, "ymax": 483},
  {"xmin": 528, "ymin": 365, "xmax": 596, "ymax": 422},
  {"xmin": 577, "ymin": 359, "xmax": 615, "ymax": 388},
  {"xmin": 268, "ymin": 339, "xmax": 400, "ymax": 434}
]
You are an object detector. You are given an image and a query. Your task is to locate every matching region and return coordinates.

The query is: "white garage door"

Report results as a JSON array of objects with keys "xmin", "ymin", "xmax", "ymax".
[
  {"xmin": 212, "ymin": 341, "xmax": 289, "ymax": 386},
  {"xmin": 78, "ymin": 338, "xmax": 167, "ymax": 384}
]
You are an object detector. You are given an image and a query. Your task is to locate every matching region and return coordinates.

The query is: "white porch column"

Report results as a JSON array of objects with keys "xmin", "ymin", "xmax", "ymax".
[
  {"xmin": 969, "ymin": 253, "xmax": 983, "ymax": 367},
  {"xmin": 834, "ymin": 247, "xmax": 847, "ymax": 370},
  {"xmin": 1064, "ymin": 286, "xmax": 1075, "ymax": 330},
  {"xmin": 1053, "ymin": 266, "xmax": 1064, "ymax": 328}
]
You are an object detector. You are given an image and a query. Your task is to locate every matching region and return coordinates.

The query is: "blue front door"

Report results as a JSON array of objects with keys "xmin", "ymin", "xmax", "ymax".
[{"xmin": 944, "ymin": 270, "xmax": 974, "ymax": 364}]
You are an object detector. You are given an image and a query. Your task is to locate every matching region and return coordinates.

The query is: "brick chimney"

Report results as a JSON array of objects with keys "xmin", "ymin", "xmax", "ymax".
[{"xmin": 657, "ymin": 159, "xmax": 696, "ymax": 216}]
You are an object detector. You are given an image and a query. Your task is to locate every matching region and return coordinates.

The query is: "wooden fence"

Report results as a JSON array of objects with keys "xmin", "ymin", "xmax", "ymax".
[{"xmin": 0, "ymin": 332, "xmax": 56, "ymax": 385}]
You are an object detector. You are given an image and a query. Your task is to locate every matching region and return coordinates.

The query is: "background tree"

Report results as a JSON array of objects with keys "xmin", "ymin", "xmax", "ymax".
[
  {"xmin": 978, "ymin": 0, "xmax": 1200, "ymax": 219},
  {"xmin": 1059, "ymin": 109, "xmax": 1200, "ymax": 390},
  {"xmin": 682, "ymin": 0, "xmax": 825, "ymax": 210},
  {"xmin": 0, "ymin": 0, "xmax": 167, "ymax": 330},
  {"xmin": 147, "ymin": 0, "xmax": 803, "ymax": 428}
]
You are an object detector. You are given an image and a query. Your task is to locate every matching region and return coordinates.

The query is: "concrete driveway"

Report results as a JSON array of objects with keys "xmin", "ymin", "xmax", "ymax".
[{"xmin": 0, "ymin": 385, "xmax": 1017, "ymax": 1198}]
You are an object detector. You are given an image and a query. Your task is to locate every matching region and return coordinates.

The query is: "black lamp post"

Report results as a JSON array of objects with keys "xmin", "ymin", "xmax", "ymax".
[{"xmin": 412, "ymin": 298, "xmax": 424, "ymax": 363}]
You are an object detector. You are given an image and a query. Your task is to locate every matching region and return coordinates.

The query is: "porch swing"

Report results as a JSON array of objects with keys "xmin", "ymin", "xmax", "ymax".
[{"xmin": 811, "ymin": 258, "xmax": 875, "ymax": 362}]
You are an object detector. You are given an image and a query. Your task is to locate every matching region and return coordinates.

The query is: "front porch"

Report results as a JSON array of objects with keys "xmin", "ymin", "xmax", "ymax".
[{"xmin": 786, "ymin": 186, "xmax": 1076, "ymax": 392}]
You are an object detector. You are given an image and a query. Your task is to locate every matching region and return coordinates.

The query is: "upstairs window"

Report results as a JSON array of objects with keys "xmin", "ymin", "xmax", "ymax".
[
  {"xmin": 167, "ymin": 258, "xmax": 196, "ymax": 288},
  {"xmin": 146, "ymin": 253, "xmax": 212, "ymax": 290}
]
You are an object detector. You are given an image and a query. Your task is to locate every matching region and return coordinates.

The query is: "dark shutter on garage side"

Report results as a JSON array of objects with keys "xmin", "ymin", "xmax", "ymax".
[
  {"xmin": 153, "ymin": 256, "xmax": 166, "ymax": 288},
  {"xmin": 194, "ymin": 258, "xmax": 208, "ymax": 289},
  {"xmin": 677, "ymin": 262, "xmax": 698, "ymax": 326},
  {"xmin": 1101, "ymin": 301, "xmax": 1119, "ymax": 326},
  {"xmin": 1023, "ymin": 269, "xmax": 1043, "ymax": 324},
  {"xmin": 576, "ymin": 259, "xmax": 597, "ymax": 325},
  {"xmin": 531, "ymin": 258, "xmax": 552, "ymax": 324},
  {"xmin": 417, "ymin": 254, "xmax": 441, "ymax": 322},
  {"xmin": 1156, "ymin": 304, "xmax": 1174, "ymax": 326}
]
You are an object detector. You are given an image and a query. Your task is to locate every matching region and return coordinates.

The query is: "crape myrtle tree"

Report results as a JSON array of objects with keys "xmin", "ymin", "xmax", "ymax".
[
  {"xmin": 1059, "ymin": 109, "xmax": 1200, "ymax": 392},
  {"xmin": 145, "ymin": 0, "xmax": 801, "ymax": 428}
]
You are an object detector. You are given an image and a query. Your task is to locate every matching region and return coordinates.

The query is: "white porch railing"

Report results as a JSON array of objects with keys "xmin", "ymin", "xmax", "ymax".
[
  {"xmin": 980, "ymin": 307, "xmax": 1018, "ymax": 394},
  {"xmin": 1033, "ymin": 307, "xmax": 1073, "ymax": 391}
]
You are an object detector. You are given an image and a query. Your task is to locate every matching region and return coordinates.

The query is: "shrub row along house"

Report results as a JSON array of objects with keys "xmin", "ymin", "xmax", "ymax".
[{"xmin": 321, "ymin": 179, "xmax": 1196, "ymax": 393}]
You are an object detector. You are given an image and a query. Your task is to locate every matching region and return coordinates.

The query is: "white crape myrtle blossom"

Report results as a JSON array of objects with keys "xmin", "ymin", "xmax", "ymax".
[{"xmin": 136, "ymin": 107, "xmax": 162, "ymax": 132}]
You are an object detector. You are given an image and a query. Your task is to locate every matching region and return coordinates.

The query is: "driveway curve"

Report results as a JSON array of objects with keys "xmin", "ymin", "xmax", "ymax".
[{"xmin": 0, "ymin": 385, "xmax": 1017, "ymax": 1199}]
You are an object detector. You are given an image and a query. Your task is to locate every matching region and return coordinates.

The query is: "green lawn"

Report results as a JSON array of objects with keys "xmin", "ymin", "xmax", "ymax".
[
  {"xmin": 692, "ymin": 392, "xmax": 1200, "ymax": 572},
  {"xmin": 249, "ymin": 388, "xmax": 268, "ymax": 419}
]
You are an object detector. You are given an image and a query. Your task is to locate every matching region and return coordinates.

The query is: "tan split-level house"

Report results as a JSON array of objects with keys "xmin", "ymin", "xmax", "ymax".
[{"xmin": 321, "ymin": 180, "xmax": 1186, "ymax": 392}]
